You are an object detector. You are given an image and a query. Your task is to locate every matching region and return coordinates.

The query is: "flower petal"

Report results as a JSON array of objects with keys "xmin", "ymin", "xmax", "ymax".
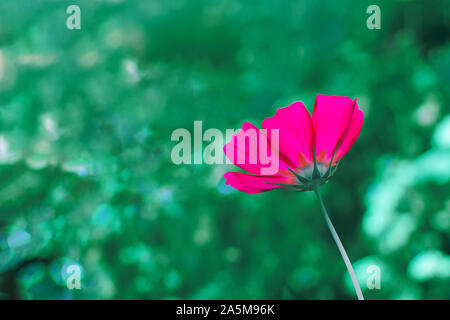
[
  {"xmin": 312, "ymin": 94, "xmax": 356, "ymax": 162},
  {"xmin": 334, "ymin": 102, "xmax": 364, "ymax": 162},
  {"xmin": 262, "ymin": 101, "xmax": 314, "ymax": 169},
  {"xmin": 223, "ymin": 172, "xmax": 291, "ymax": 194},
  {"xmin": 223, "ymin": 122, "xmax": 287, "ymax": 176}
]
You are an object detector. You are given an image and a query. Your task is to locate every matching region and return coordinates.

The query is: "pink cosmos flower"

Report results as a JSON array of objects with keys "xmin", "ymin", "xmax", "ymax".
[
  {"xmin": 222, "ymin": 94, "xmax": 366, "ymax": 299},
  {"xmin": 223, "ymin": 94, "xmax": 364, "ymax": 194}
]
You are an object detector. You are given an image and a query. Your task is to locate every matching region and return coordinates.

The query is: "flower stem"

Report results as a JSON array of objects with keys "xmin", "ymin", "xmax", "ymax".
[{"xmin": 313, "ymin": 186, "xmax": 364, "ymax": 300}]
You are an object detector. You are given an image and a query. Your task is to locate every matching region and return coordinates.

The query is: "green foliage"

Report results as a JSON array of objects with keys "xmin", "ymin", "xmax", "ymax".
[{"xmin": 0, "ymin": 0, "xmax": 449, "ymax": 299}]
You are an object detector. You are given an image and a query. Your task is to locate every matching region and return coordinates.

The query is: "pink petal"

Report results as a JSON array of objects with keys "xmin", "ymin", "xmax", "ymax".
[
  {"xmin": 312, "ymin": 94, "xmax": 356, "ymax": 162},
  {"xmin": 223, "ymin": 122, "xmax": 287, "ymax": 176},
  {"xmin": 262, "ymin": 101, "xmax": 314, "ymax": 169},
  {"xmin": 223, "ymin": 172, "xmax": 291, "ymax": 194},
  {"xmin": 334, "ymin": 102, "xmax": 364, "ymax": 162}
]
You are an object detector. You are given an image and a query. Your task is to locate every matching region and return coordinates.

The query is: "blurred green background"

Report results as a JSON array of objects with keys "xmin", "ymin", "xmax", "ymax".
[{"xmin": 0, "ymin": 0, "xmax": 449, "ymax": 299}]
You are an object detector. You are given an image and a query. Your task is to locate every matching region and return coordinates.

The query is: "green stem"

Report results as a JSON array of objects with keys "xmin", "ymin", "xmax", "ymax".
[{"xmin": 313, "ymin": 187, "xmax": 364, "ymax": 300}]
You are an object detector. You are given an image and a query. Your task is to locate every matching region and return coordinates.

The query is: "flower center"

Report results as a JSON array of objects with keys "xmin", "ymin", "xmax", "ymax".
[{"xmin": 298, "ymin": 162, "xmax": 328, "ymax": 180}]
